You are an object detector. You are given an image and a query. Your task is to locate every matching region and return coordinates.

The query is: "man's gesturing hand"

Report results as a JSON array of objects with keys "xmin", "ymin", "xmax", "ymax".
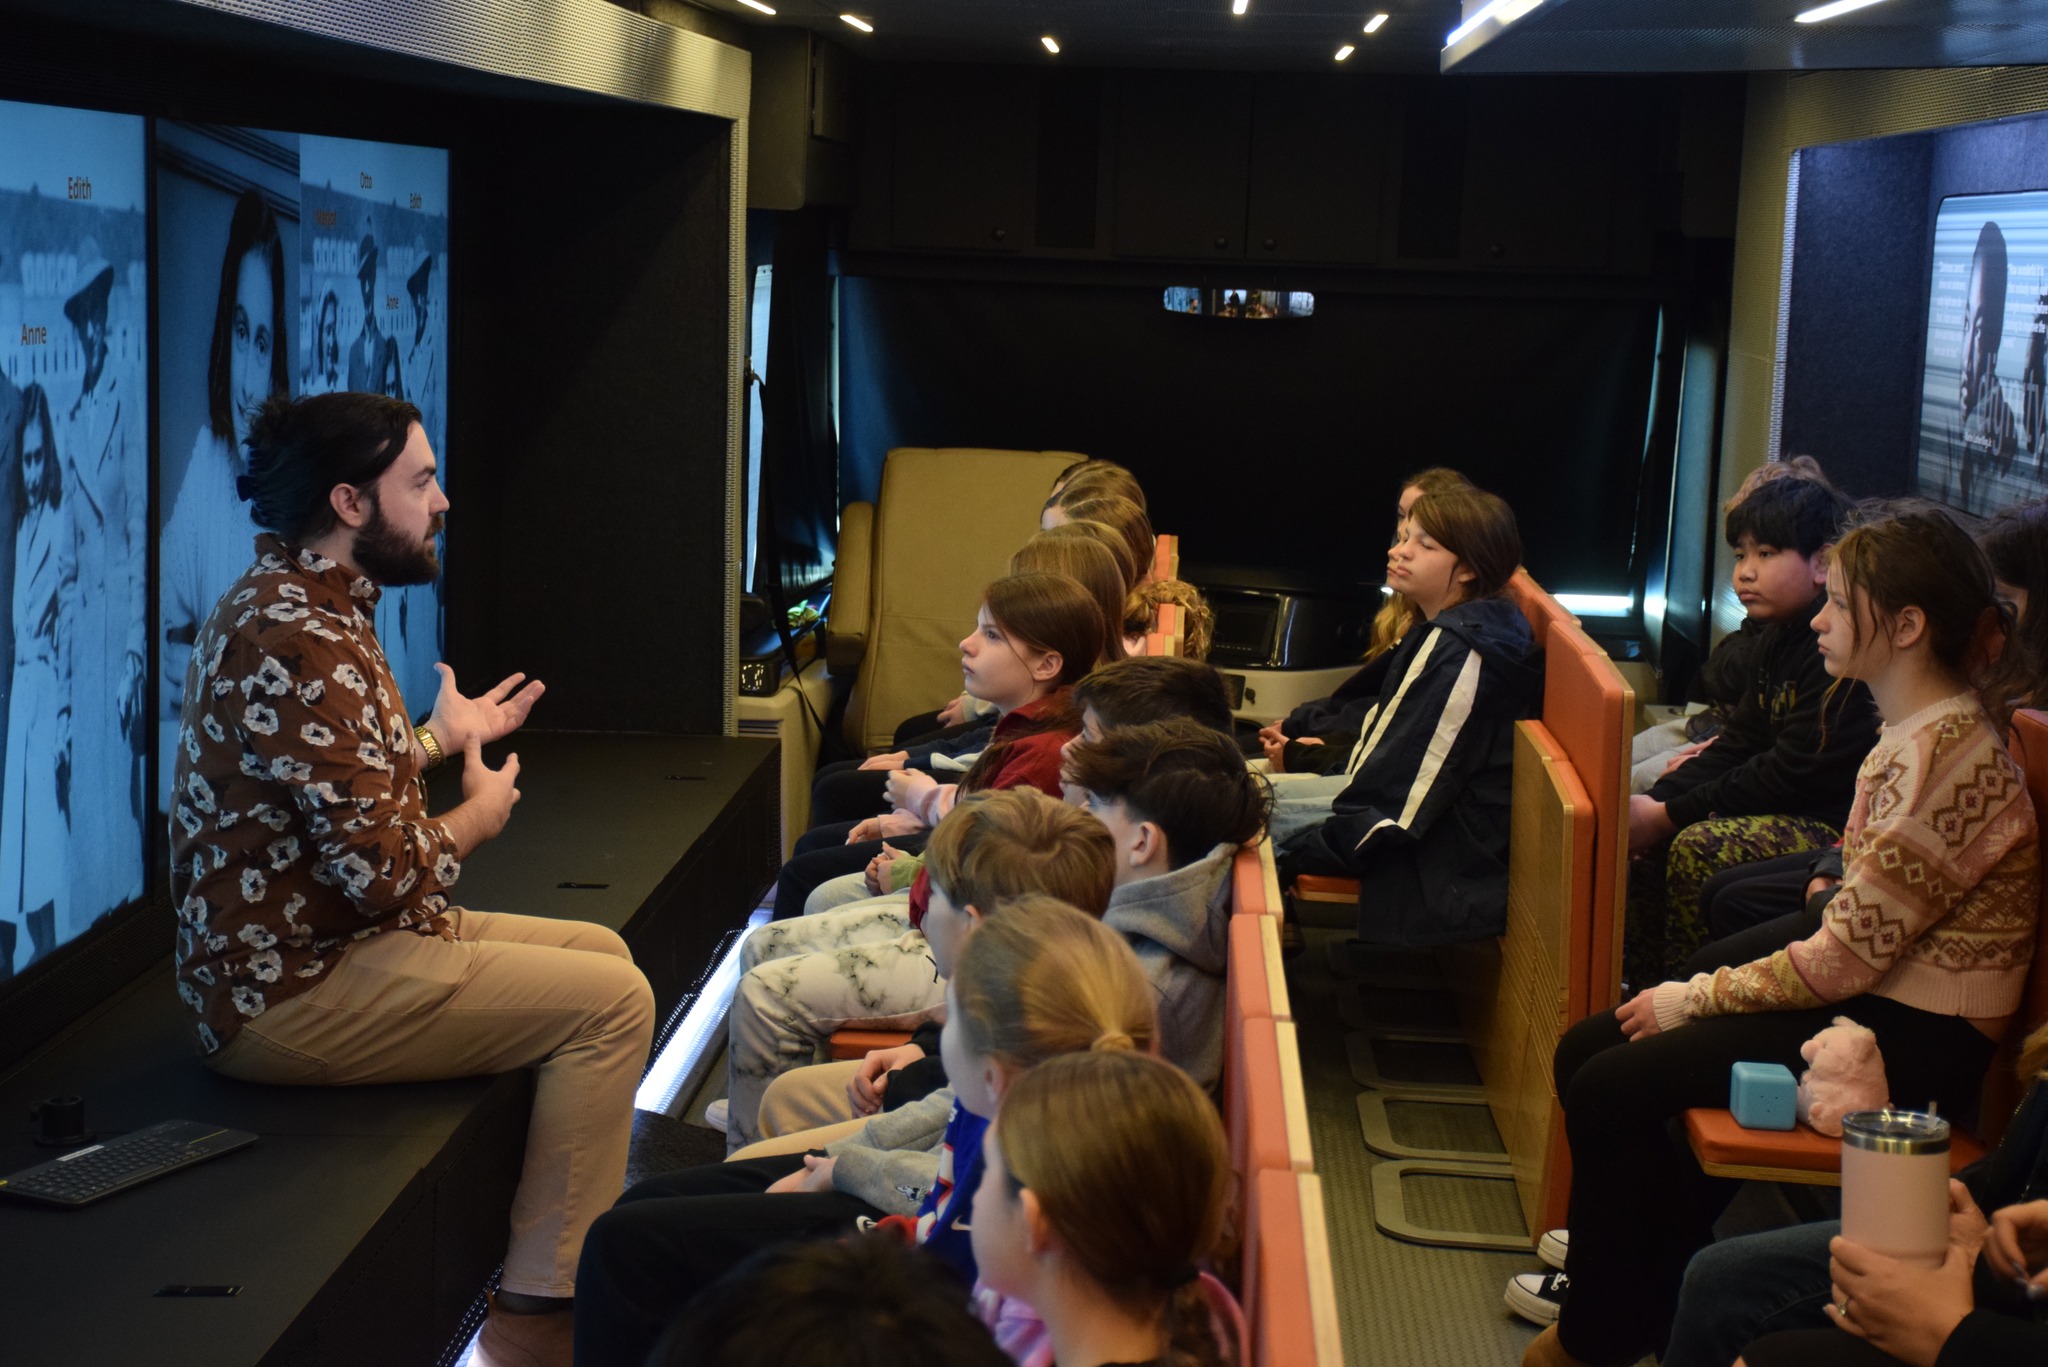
[
  {"xmin": 426, "ymin": 663, "xmax": 545, "ymax": 754},
  {"xmin": 445, "ymin": 737, "xmax": 522, "ymax": 852}
]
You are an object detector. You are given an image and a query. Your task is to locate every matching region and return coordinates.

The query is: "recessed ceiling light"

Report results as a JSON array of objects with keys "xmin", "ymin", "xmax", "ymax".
[
  {"xmin": 1794, "ymin": 0, "xmax": 1890, "ymax": 20},
  {"xmin": 1232, "ymin": 0, "xmax": 1249, "ymax": 14},
  {"xmin": 839, "ymin": 13, "xmax": 873, "ymax": 32},
  {"xmin": 1041, "ymin": 35, "xmax": 1060, "ymax": 53},
  {"xmin": 1364, "ymin": 12, "xmax": 1389, "ymax": 33},
  {"xmin": 1334, "ymin": 43, "xmax": 1355, "ymax": 60},
  {"xmin": 737, "ymin": 0, "xmax": 775, "ymax": 11}
]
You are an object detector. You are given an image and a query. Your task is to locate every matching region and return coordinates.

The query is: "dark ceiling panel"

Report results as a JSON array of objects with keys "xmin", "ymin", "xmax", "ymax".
[
  {"xmin": 1441, "ymin": 0, "xmax": 2048, "ymax": 73},
  {"xmin": 687, "ymin": 0, "xmax": 1469, "ymax": 71}
]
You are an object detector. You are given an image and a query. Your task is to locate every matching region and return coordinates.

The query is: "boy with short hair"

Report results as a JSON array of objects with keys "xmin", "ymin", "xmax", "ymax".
[
  {"xmin": 1622, "ymin": 474, "xmax": 1880, "ymax": 984},
  {"xmin": 1062, "ymin": 718, "xmax": 1271, "ymax": 1088}
]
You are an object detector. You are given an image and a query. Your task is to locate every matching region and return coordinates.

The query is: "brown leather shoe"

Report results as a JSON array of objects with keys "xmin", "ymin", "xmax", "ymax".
[
  {"xmin": 474, "ymin": 1293, "xmax": 574, "ymax": 1367},
  {"xmin": 1521, "ymin": 1325, "xmax": 1595, "ymax": 1367}
]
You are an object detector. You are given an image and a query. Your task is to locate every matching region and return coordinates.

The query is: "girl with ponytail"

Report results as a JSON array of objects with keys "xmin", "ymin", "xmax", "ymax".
[
  {"xmin": 972, "ymin": 1049, "xmax": 1236, "ymax": 1367},
  {"xmin": 572, "ymin": 893, "xmax": 1159, "ymax": 1367}
]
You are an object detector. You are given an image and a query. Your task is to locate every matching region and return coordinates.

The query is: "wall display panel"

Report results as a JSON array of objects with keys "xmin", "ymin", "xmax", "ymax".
[
  {"xmin": 156, "ymin": 126, "xmax": 449, "ymax": 808},
  {"xmin": 1917, "ymin": 189, "xmax": 2048, "ymax": 516},
  {"xmin": 0, "ymin": 99, "xmax": 148, "ymax": 981}
]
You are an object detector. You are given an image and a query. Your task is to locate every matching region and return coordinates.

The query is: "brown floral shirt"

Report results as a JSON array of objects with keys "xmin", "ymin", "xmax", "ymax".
[{"xmin": 171, "ymin": 534, "xmax": 458, "ymax": 1054}]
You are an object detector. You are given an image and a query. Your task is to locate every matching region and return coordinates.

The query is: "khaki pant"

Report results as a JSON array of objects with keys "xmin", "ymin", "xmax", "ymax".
[
  {"xmin": 726, "ymin": 1060, "xmax": 869, "ymax": 1160},
  {"xmin": 207, "ymin": 908, "xmax": 655, "ymax": 1298}
]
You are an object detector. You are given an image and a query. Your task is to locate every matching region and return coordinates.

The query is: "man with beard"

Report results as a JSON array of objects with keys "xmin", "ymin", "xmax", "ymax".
[{"xmin": 171, "ymin": 392, "xmax": 652, "ymax": 1367}]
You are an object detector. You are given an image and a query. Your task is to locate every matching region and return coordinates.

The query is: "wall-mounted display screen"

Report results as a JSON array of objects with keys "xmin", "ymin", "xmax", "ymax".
[
  {"xmin": 155, "ymin": 126, "xmax": 449, "ymax": 805},
  {"xmin": 1917, "ymin": 189, "xmax": 2048, "ymax": 516},
  {"xmin": 0, "ymin": 99, "xmax": 149, "ymax": 981}
]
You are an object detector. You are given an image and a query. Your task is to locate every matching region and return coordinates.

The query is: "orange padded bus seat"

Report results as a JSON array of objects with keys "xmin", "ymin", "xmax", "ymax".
[
  {"xmin": 1230, "ymin": 1016, "xmax": 1294, "ymax": 1180},
  {"xmin": 1244, "ymin": 1169, "xmax": 1342, "ymax": 1367},
  {"xmin": 1232, "ymin": 845, "xmax": 1273, "ymax": 918},
  {"xmin": 1683, "ymin": 1109, "xmax": 1986, "ymax": 1185},
  {"xmin": 828, "ymin": 1028, "xmax": 914, "ymax": 1061},
  {"xmin": 1153, "ymin": 532, "xmax": 1179, "ymax": 582},
  {"xmin": 1292, "ymin": 874, "xmax": 1359, "ymax": 904},
  {"xmin": 1539, "ymin": 630, "xmax": 1632, "ymax": 1015}
]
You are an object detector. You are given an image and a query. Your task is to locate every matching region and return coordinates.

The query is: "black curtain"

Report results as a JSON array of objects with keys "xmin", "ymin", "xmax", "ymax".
[
  {"xmin": 753, "ymin": 209, "xmax": 841, "ymax": 599},
  {"xmin": 837, "ymin": 274, "xmax": 1660, "ymax": 596}
]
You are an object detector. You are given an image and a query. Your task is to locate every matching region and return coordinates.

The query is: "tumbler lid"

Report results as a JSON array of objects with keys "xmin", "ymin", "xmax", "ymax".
[{"xmin": 1841, "ymin": 1109, "xmax": 1950, "ymax": 1155}]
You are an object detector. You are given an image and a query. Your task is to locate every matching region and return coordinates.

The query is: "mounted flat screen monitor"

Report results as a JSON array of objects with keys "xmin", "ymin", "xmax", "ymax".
[
  {"xmin": 1163, "ymin": 286, "xmax": 1314, "ymax": 319},
  {"xmin": 156, "ymin": 126, "xmax": 449, "ymax": 807},
  {"xmin": 1917, "ymin": 189, "xmax": 2048, "ymax": 516},
  {"xmin": 0, "ymin": 99, "xmax": 149, "ymax": 982}
]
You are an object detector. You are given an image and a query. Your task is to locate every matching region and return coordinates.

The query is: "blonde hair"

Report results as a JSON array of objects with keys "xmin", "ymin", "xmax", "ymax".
[
  {"xmin": 995, "ymin": 1050, "xmax": 1234, "ymax": 1367},
  {"xmin": 1125, "ymin": 578, "xmax": 1215, "ymax": 660},
  {"xmin": 2020, "ymin": 1017, "xmax": 2048, "ymax": 1082},
  {"xmin": 949, "ymin": 894, "xmax": 1158, "ymax": 1072},
  {"xmin": 1366, "ymin": 467, "xmax": 1472, "ymax": 662},
  {"xmin": 923, "ymin": 791, "xmax": 1117, "ymax": 918}
]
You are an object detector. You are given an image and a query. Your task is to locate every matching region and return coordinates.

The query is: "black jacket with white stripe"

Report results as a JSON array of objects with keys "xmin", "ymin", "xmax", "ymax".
[{"xmin": 1290, "ymin": 595, "xmax": 1544, "ymax": 946}]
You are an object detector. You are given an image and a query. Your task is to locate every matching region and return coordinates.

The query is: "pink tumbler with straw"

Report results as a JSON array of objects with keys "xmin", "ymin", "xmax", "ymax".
[{"xmin": 1840, "ymin": 1109, "xmax": 1951, "ymax": 1269}]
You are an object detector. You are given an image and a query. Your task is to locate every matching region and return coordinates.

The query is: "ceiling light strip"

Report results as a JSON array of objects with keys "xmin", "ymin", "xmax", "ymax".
[
  {"xmin": 1041, "ymin": 35, "xmax": 1060, "ymax": 53},
  {"xmin": 1334, "ymin": 43, "xmax": 1355, "ymax": 60},
  {"xmin": 1445, "ymin": 0, "xmax": 1545, "ymax": 47},
  {"xmin": 1793, "ymin": 0, "xmax": 1890, "ymax": 21},
  {"xmin": 840, "ymin": 13, "xmax": 873, "ymax": 32},
  {"xmin": 1364, "ymin": 13, "xmax": 1389, "ymax": 33},
  {"xmin": 737, "ymin": 0, "xmax": 775, "ymax": 12}
]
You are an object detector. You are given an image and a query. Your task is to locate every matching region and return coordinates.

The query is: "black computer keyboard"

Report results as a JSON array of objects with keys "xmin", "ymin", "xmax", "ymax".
[{"xmin": 0, "ymin": 1119, "xmax": 258, "ymax": 1207}]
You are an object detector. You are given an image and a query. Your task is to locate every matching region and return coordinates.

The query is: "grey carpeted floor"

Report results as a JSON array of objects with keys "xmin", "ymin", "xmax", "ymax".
[{"xmin": 1293, "ymin": 926, "xmax": 1546, "ymax": 1367}]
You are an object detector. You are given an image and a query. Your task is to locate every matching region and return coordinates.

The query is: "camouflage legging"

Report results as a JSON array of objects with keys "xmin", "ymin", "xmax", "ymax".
[{"xmin": 1622, "ymin": 814, "xmax": 1841, "ymax": 990}]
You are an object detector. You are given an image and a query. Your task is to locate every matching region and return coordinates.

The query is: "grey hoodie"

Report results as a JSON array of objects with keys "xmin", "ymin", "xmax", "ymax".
[
  {"xmin": 1106, "ymin": 841, "xmax": 1233, "ymax": 1093},
  {"xmin": 826, "ymin": 1088, "xmax": 954, "ymax": 1216}
]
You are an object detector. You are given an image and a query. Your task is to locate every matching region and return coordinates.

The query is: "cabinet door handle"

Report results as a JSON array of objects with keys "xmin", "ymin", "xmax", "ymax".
[
  {"xmin": 1262, "ymin": 237, "xmax": 1276, "ymax": 251},
  {"xmin": 1214, "ymin": 235, "xmax": 1230, "ymax": 250},
  {"xmin": 991, "ymin": 227, "xmax": 1008, "ymax": 243}
]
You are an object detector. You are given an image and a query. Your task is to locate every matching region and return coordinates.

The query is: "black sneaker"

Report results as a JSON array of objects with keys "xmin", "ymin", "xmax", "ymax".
[{"xmin": 1505, "ymin": 1271, "xmax": 1569, "ymax": 1326}]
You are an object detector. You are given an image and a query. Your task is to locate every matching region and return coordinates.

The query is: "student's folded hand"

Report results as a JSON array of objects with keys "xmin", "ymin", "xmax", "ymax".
[
  {"xmin": 849, "ymin": 1042, "xmax": 927, "ymax": 1115},
  {"xmin": 763, "ymin": 1154, "xmax": 837, "ymax": 1195},
  {"xmin": 1986, "ymin": 1198, "xmax": 2048, "ymax": 1295}
]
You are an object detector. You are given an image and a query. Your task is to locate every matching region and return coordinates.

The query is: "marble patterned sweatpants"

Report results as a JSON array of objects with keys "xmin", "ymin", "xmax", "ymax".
[
  {"xmin": 721, "ymin": 891, "xmax": 943, "ymax": 1152},
  {"xmin": 1621, "ymin": 813, "xmax": 1840, "ymax": 990}
]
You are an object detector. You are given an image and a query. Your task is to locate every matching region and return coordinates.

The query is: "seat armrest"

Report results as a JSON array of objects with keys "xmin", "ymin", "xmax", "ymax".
[{"xmin": 826, "ymin": 500, "xmax": 873, "ymax": 674}]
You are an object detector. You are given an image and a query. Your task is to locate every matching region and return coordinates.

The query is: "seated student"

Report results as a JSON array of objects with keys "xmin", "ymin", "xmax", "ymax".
[
  {"xmin": 1514, "ymin": 505, "xmax": 2041, "ymax": 1367},
  {"xmin": 1259, "ymin": 465, "xmax": 1470, "ymax": 775},
  {"xmin": 1631, "ymin": 456, "xmax": 1836, "ymax": 793},
  {"xmin": 1062, "ymin": 718, "xmax": 1272, "ymax": 1090},
  {"xmin": 1127, "ymin": 575, "xmax": 1217, "ymax": 660},
  {"xmin": 1042, "ymin": 492, "xmax": 1156, "ymax": 591},
  {"xmin": 813, "ymin": 534, "xmax": 1127, "ymax": 832},
  {"xmin": 1047, "ymin": 456, "xmax": 1147, "ymax": 511},
  {"xmin": 720, "ymin": 788, "xmax": 1114, "ymax": 1152},
  {"xmin": 736, "ymin": 656, "xmax": 1239, "ymax": 1148},
  {"xmin": 1677, "ymin": 491, "xmax": 2048, "ymax": 979},
  {"xmin": 771, "ymin": 571, "xmax": 1108, "ymax": 917},
  {"xmin": 573, "ymin": 896, "xmax": 1160, "ymax": 1367},
  {"xmin": 1273, "ymin": 486, "xmax": 1543, "ymax": 946},
  {"xmin": 971, "ymin": 1050, "xmax": 1236, "ymax": 1367},
  {"xmin": 1661, "ymin": 1015, "xmax": 2048, "ymax": 1367},
  {"xmin": 1623, "ymin": 474, "xmax": 1881, "ymax": 985},
  {"xmin": 648, "ymin": 1231, "xmax": 1014, "ymax": 1367}
]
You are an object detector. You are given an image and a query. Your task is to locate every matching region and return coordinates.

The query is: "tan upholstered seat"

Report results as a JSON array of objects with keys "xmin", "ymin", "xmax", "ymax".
[{"xmin": 825, "ymin": 447, "xmax": 1084, "ymax": 754}]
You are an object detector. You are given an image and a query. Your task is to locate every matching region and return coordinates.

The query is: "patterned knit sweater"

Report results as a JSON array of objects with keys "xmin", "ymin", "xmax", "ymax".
[{"xmin": 1653, "ymin": 694, "xmax": 2039, "ymax": 1029}]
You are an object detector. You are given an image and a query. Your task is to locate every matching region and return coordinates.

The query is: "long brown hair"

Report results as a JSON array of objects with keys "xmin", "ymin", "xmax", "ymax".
[
  {"xmin": 994, "ymin": 1050, "xmax": 1233, "ymax": 1367},
  {"xmin": 1408, "ymin": 487, "xmax": 1523, "ymax": 606},
  {"xmin": 1043, "ymin": 519, "xmax": 1143, "ymax": 592},
  {"xmin": 1050, "ymin": 459, "xmax": 1147, "ymax": 511},
  {"xmin": 1055, "ymin": 495, "xmax": 1156, "ymax": 586},
  {"xmin": 1977, "ymin": 497, "xmax": 2048, "ymax": 719},
  {"xmin": 960, "ymin": 573, "xmax": 1102, "ymax": 789},
  {"xmin": 1828, "ymin": 501, "xmax": 2016, "ymax": 732},
  {"xmin": 1366, "ymin": 467, "xmax": 1472, "ymax": 662},
  {"xmin": 1011, "ymin": 534, "xmax": 1126, "ymax": 666}
]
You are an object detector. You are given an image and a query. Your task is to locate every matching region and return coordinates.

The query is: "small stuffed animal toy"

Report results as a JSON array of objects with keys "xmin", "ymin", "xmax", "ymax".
[{"xmin": 1797, "ymin": 1016, "xmax": 1891, "ymax": 1138}]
